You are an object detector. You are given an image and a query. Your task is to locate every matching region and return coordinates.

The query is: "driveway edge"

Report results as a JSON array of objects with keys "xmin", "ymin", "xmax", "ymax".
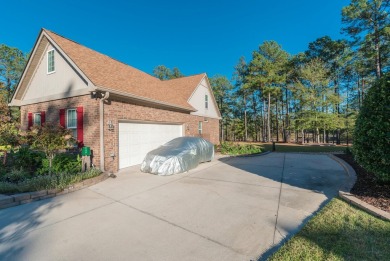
[
  {"xmin": 329, "ymin": 154, "xmax": 389, "ymax": 221},
  {"xmin": 0, "ymin": 172, "xmax": 110, "ymax": 210}
]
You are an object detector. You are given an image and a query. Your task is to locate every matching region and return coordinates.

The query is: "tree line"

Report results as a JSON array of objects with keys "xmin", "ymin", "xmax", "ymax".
[{"xmin": 210, "ymin": 0, "xmax": 389, "ymax": 144}]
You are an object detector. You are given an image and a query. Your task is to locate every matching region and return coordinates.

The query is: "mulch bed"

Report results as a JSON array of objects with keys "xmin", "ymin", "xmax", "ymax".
[{"xmin": 335, "ymin": 154, "xmax": 389, "ymax": 213}]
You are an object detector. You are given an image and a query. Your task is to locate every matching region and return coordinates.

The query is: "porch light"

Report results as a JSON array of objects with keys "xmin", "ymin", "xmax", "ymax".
[{"xmin": 107, "ymin": 120, "xmax": 114, "ymax": 131}]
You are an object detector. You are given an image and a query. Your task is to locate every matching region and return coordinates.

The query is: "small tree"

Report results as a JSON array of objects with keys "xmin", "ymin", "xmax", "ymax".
[
  {"xmin": 0, "ymin": 122, "xmax": 21, "ymax": 165},
  {"xmin": 30, "ymin": 122, "xmax": 73, "ymax": 175},
  {"xmin": 353, "ymin": 74, "xmax": 390, "ymax": 183}
]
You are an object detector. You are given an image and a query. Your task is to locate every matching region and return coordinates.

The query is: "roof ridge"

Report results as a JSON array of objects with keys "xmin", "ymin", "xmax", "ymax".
[
  {"xmin": 43, "ymin": 28, "xmax": 159, "ymax": 81},
  {"xmin": 164, "ymin": 73, "xmax": 205, "ymax": 82}
]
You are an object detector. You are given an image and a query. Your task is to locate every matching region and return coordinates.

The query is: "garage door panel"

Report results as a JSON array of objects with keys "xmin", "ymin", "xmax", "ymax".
[{"xmin": 119, "ymin": 122, "xmax": 183, "ymax": 169}]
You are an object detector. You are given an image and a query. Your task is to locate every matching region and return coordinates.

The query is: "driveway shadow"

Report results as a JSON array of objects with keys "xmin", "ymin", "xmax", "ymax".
[
  {"xmin": 0, "ymin": 199, "xmax": 62, "ymax": 258},
  {"xmin": 216, "ymin": 152, "xmax": 351, "ymax": 260}
]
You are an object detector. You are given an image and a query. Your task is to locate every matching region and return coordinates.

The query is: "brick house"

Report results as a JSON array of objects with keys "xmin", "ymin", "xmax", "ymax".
[{"xmin": 9, "ymin": 29, "xmax": 221, "ymax": 172}]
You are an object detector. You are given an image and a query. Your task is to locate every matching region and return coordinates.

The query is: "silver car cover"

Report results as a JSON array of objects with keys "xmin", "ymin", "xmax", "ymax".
[{"xmin": 140, "ymin": 137, "xmax": 214, "ymax": 175}]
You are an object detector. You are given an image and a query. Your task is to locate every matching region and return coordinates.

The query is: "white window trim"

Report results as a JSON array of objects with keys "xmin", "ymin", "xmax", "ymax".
[
  {"xmin": 198, "ymin": 121, "xmax": 203, "ymax": 135},
  {"xmin": 47, "ymin": 49, "xmax": 55, "ymax": 74},
  {"xmin": 33, "ymin": 113, "xmax": 41, "ymax": 126}
]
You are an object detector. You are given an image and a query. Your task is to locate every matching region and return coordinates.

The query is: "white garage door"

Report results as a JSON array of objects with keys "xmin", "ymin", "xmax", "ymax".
[{"xmin": 118, "ymin": 122, "xmax": 183, "ymax": 169}]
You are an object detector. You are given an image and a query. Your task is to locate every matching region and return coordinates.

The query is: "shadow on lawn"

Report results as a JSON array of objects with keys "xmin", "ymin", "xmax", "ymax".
[
  {"xmin": 261, "ymin": 199, "xmax": 390, "ymax": 261},
  {"xmin": 0, "ymin": 198, "xmax": 62, "ymax": 259}
]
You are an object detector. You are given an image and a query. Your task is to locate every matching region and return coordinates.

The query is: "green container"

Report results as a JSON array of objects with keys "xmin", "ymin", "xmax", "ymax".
[{"xmin": 81, "ymin": 146, "xmax": 91, "ymax": 156}]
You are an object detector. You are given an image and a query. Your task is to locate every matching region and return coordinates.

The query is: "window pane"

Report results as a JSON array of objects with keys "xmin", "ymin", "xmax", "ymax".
[
  {"xmin": 48, "ymin": 50, "xmax": 55, "ymax": 73},
  {"xmin": 71, "ymin": 129, "xmax": 78, "ymax": 140},
  {"xmin": 34, "ymin": 113, "xmax": 41, "ymax": 126},
  {"xmin": 205, "ymin": 95, "xmax": 208, "ymax": 109},
  {"xmin": 67, "ymin": 109, "xmax": 77, "ymax": 128}
]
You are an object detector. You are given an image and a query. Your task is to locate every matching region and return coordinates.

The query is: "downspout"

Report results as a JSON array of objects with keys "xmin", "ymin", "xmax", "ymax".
[{"xmin": 100, "ymin": 92, "xmax": 110, "ymax": 171}]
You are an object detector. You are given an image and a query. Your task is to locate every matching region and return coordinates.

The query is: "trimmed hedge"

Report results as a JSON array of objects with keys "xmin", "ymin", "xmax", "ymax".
[
  {"xmin": 353, "ymin": 74, "xmax": 390, "ymax": 183},
  {"xmin": 220, "ymin": 142, "xmax": 262, "ymax": 155}
]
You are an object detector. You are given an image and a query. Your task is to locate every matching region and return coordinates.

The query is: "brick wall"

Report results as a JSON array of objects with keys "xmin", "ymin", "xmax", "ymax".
[{"xmin": 20, "ymin": 95, "xmax": 101, "ymax": 168}]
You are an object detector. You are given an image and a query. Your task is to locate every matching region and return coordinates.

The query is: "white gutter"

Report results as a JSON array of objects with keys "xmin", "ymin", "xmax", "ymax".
[
  {"xmin": 96, "ymin": 86, "xmax": 196, "ymax": 112},
  {"xmin": 100, "ymin": 92, "xmax": 110, "ymax": 171}
]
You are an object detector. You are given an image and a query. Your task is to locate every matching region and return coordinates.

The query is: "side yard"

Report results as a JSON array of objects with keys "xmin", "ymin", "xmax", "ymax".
[{"xmin": 269, "ymin": 198, "xmax": 390, "ymax": 261}]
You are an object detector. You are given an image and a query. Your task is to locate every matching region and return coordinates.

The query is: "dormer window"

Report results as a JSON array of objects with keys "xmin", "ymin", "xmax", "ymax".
[
  {"xmin": 205, "ymin": 94, "xmax": 208, "ymax": 109},
  {"xmin": 47, "ymin": 49, "xmax": 55, "ymax": 73}
]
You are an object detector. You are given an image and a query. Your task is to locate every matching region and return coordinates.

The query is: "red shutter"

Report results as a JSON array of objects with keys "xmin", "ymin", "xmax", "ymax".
[
  {"xmin": 41, "ymin": 111, "xmax": 46, "ymax": 126},
  {"xmin": 59, "ymin": 109, "xmax": 65, "ymax": 128},
  {"xmin": 28, "ymin": 112, "xmax": 33, "ymax": 129},
  {"xmin": 77, "ymin": 106, "xmax": 84, "ymax": 148}
]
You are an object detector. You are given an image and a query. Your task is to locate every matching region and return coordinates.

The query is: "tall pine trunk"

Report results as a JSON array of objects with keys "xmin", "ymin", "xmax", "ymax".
[
  {"xmin": 244, "ymin": 94, "xmax": 248, "ymax": 141},
  {"xmin": 267, "ymin": 92, "xmax": 271, "ymax": 142}
]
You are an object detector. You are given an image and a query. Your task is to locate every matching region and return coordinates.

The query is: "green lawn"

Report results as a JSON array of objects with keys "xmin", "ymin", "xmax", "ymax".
[
  {"xmin": 256, "ymin": 143, "xmax": 347, "ymax": 153},
  {"xmin": 269, "ymin": 198, "xmax": 390, "ymax": 261}
]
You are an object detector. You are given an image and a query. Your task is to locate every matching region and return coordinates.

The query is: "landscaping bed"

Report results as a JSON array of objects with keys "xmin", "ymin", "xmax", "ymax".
[
  {"xmin": 335, "ymin": 154, "xmax": 390, "ymax": 213},
  {"xmin": 269, "ymin": 198, "xmax": 390, "ymax": 261}
]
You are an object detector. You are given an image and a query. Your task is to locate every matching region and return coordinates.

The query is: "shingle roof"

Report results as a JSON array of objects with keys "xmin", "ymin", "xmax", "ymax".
[{"xmin": 44, "ymin": 29, "xmax": 204, "ymax": 111}]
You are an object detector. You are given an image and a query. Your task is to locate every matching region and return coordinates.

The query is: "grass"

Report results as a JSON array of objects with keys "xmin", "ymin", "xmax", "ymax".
[
  {"xmin": 239, "ymin": 142, "xmax": 347, "ymax": 153},
  {"xmin": 268, "ymin": 198, "xmax": 390, "ymax": 261}
]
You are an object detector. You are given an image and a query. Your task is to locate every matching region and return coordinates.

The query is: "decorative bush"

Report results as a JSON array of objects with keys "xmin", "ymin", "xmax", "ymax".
[
  {"xmin": 38, "ymin": 153, "xmax": 81, "ymax": 175},
  {"xmin": 353, "ymin": 74, "xmax": 390, "ymax": 183},
  {"xmin": 220, "ymin": 142, "xmax": 262, "ymax": 155},
  {"xmin": 10, "ymin": 147, "xmax": 45, "ymax": 172},
  {"xmin": 30, "ymin": 122, "xmax": 73, "ymax": 175},
  {"xmin": 0, "ymin": 168, "xmax": 102, "ymax": 194},
  {"xmin": 0, "ymin": 167, "xmax": 31, "ymax": 183}
]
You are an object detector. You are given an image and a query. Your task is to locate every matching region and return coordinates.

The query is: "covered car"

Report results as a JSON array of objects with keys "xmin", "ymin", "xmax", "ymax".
[{"xmin": 140, "ymin": 137, "xmax": 214, "ymax": 176}]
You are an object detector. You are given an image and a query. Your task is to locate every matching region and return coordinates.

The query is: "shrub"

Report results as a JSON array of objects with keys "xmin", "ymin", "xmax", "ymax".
[
  {"xmin": 10, "ymin": 147, "xmax": 45, "ymax": 172},
  {"xmin": 38, "ymin": 153, "xmax": 81, "ymax": 175},
  {"xmin": 220, "ymin": 142, "xmax": 262, "ymax": 155},
  {"xmin": 0, "ymin": 168, "xmax": 102, "ymax": 194},
  {"xmin": 30, "ymin": 122, "xmax": 73, "ymax": 175},
  {"xmin": 0, "ymin": 167, "xmax": 31, "ymax": 183},
  {"xmin": 353, "ymin": 74, "xmax": 390, "ymax": 183}
]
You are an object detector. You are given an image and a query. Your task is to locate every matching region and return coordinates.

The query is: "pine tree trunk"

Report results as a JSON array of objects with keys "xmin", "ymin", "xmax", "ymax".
[
  {"xmin": 268, "ymin": 92, "xmax": 271, "ymax": 142},
  {"xmin": 374, "ymin": 24, "xmax": 382, "ymax": 78},
  {"xmin": 244, "ymin": 94, "xmax": 248, "ymax": 142},
  {"xmin": 276, "ymin": 98, "xmax": 279, "ymax": 142},
  {"xmin": 263, "ymin": 98, "xmax": 266, "ymax": 142}
]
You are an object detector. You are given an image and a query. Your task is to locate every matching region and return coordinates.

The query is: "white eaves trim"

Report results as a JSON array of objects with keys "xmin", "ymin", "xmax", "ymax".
[{"xmin": 95, "ymin": 86, "xmax": 196, "ymax": 113}]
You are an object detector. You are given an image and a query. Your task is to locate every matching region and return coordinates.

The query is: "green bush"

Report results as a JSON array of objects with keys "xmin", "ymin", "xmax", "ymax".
[
  {"xmin": 0, "ymin": 167, "xmax": 31, "ymax": 183},
  {"xmin": 353, "ymin": 74, "xmax": 390, "ymax": 183},
  {"xmin": 10, "ymin": 147, "xmax": 45, "ymax": 172},
  {"xmin": 38, "ymin": 153, "xmax": 81, "ymax": 175},
  {"xmin": 220, "ymin": 142, "xmax": 262, "ymax": 155},
  {"xmin": 0, "ymin": 168, "xmax": 102, "ymax": 194}
]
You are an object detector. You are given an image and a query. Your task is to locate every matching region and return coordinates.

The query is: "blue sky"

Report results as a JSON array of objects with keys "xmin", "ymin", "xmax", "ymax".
[{"xmin": 3, "ymin": 0, "xmax": 350, "ymax": 79}]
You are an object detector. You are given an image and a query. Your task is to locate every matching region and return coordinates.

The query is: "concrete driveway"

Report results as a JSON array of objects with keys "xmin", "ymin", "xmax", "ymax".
[{"xmin": 0, "ymin": 153, "xmax": 350, "ymax": 260}]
